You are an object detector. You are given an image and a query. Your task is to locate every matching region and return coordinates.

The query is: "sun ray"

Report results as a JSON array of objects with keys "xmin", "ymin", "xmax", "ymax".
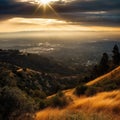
[
  {"xmin": 47, "ymin": 4, "xmax": 59, "ymax": 17},
  {"xmin": 34, "ymin": 3, "xmax": 43, "ymax": 14}
]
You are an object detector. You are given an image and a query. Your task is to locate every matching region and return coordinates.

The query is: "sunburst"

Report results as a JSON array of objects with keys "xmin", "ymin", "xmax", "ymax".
[{"xmin": 34, "ymin": 0, "xmax": 59, "ymax": 17}]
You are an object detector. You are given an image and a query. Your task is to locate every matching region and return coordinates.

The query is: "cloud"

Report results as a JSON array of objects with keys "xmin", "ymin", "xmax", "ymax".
[{"xmin": 0, "ymin": 0, "xmax": 120, "ymax": 27}]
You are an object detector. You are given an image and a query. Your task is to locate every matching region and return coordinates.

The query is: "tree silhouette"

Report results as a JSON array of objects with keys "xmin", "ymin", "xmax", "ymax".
[
  {"xmin": 112, "ymin": 44, "xmax": 120, "ymax": 65},
  {"xmin": 99, "ymin": 52, "xmax": 109, "ymax": 74}
]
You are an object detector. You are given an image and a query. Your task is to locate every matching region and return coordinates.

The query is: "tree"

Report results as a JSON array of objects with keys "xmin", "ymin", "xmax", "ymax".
[
  {"xmin": 49, "ymin": 91, "xmax": 68, "ymax": 108},
  {"xmin": 99, "ymin": 53, "xmax": 109, "ymax": 74},
  {"xmin": 112, "ymin": 44, "xmax": 120, "ymax": 65},
  {"xmin": 85, "ymin": 86, "xmax": 97, "ymax": 96}
]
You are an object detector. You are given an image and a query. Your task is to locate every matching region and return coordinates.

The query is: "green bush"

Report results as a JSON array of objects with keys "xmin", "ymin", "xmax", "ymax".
[{"xmin": 74, "ymin": 85, "xmax": 88, "ymax": 96}]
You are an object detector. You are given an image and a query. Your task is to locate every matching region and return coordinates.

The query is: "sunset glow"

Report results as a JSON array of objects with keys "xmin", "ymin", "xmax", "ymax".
[
  {"xmin": 0, "ymin": 0, "xmax": 119, "ymax": 33},
  {"xmin": 0, "ymin": 17, "xmax": 120, "ymax": 33}
]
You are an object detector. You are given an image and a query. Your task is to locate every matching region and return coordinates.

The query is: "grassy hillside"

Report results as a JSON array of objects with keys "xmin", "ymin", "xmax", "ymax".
[
  {"xmin": 87, "ymin": 66, "xmax": 120, "ymax": 86},
  {"xmin": 85, "ymin": 66, "xmax": 120, "ymax": 95},
  {"xmin": 36, "ymin": 66, "xmax": 120, "ymax": 120},
  {"xmin": 36, "ymin": 90, "xmax": 120, "ymax": 120}
]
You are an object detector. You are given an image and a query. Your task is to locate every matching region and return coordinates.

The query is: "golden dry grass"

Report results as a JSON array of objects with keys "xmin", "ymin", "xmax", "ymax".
[
  {"xmin": 35, "ymin": 66, "xmax": 120, "ymax": 120},
  {"xmin": 35, "ymin": 90, "xmax": 120, "ymax": 120},
  {"xmin": 35, "ymin": 108, "xmax": 67, "ymax": 120},
  {"xmin": 71, "ymin": 90, "xmax": 120, "ymax": 113}
]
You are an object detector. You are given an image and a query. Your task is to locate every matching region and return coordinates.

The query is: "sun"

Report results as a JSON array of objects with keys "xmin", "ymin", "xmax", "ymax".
[
  {"xmin": 35, "ymin": 0, "xmax": 59, "ymax": 17},
  {"xmin": 38, "ymin": 0, "xmax": 51, "ymax": 5}
]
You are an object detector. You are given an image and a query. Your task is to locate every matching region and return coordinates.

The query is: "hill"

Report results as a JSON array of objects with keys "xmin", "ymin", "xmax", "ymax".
[
  {"xmin": 0, "ymin": 62, "xmax": 59, "ymax": 96},
  {"xmin": 0, "ymin": 62, "xmax": 59, "ymax": 119},
  {"xmin": 0, "ymin": 49, "xmax": 120, "ymax": 120},
  {"xmin": 86, "ymin": 66, "xmax": 120, "ymax": 94},
  {"xmin": 87, "ymin": 66, "xmax": 120, "ymax": 86},
  {"xmin": 36, "ymin": 66, "xmax": 120, "ymax": 120},
  {"xmin": 0, "ymin": 61, "xmax": 83, "ymax": 95},
  {"xmin": 36, "ymin": 90, "xmax": 120, "ymax": 120},
  {"xmin": 0, "ymin": 62, "xmax": 73, "ymax": 119},
  {"xmin": 0, "ymin": 61, "xmax": 83, "ymax": 120}
]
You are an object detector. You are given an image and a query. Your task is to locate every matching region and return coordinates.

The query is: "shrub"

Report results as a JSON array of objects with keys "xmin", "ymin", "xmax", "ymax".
[
  {"xmin": 33, "ymin": 90, "xmax": 46, "ymax": 99},
  {"xmin": 105, "ymin": 83, "xmax": 118, "ymax": 91},
  {"xmin": 49, "ymin": 91, "xmax": 68, "ymax": 108},
  {"xmin": 0, "ymin": 87, "xmax": 37, "ymax": 119},
  {"xmin": 39, "ymin": 99, "xmax": 46, "ymax": 109},
  {"xmin": 85, "ymin": 86, "xmax": 97, "ymax": 96},
  {"xmin": 74, "ymin": 85, "xmax": 88, "ymax": 96}
]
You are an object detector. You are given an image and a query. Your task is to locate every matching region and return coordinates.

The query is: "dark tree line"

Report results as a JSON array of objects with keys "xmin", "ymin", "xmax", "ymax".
[
  {"xmin": 93, "ymin": 44, "xmax": 120, "ymax": 77},
  {"xmin": 112, "ymin": 44, "xmax": 120, "ymax": 65}
]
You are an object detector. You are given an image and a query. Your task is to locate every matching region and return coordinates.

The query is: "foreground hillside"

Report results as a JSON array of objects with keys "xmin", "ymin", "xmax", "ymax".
[
  {"xmin": 36, "ymin": 90, "xmax": 120, "ymax": 120},
  {"xmin": 36, "ymin": 66, "xmax": 120, "ymax": 120}
]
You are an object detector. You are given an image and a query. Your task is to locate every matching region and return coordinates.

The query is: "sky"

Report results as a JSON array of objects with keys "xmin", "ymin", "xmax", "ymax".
[{"xmin": 0, "ymin": 0, "xmax": 120, "ymax": 32}]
